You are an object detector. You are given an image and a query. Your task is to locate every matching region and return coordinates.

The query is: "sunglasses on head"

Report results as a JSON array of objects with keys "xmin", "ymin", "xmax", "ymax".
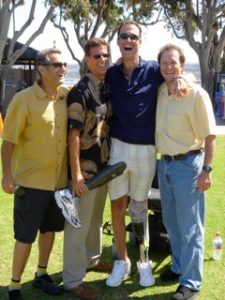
[
  {"xmin": 92, "ymin": 53, "xmax": 110, "ymax": 60},
  {"xmin": 43, "ymin": 62, "xmax": 67, "ymax": 68},
  {"xmin": 119, "ymin": 33, "xmax": 139, "ymax": 41}
]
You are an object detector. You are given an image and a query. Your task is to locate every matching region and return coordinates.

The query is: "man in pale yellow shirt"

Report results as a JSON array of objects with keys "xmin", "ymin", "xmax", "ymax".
[
  {"xmin": 1, "ymin": 48, "xmax": 69, "ymax": 300},
  {"xmin": 156, "ymin": 44, "xmax": 216, "ymax": 300}
]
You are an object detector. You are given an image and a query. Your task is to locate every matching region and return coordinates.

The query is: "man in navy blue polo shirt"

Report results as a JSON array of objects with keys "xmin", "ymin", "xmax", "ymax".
[{"xmin": 106, "ymin": 20, "xmax": 189, "ymax": 288}]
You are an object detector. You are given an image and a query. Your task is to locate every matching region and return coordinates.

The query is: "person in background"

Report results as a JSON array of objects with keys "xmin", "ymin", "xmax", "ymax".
[
  {"xmin": 156, "ymin": 44, "xmax": 216, "ymax": 300},
  {"xmin": 1, "ymin": 48, "xmax": 69, "ymax": 300},
  {"xmin": 105, "ymin": 20, "xmax": 190, "ymax": 289},
  {"xmin": 63, "ymin": 37, "xmax": 112, "ymax": 300}
]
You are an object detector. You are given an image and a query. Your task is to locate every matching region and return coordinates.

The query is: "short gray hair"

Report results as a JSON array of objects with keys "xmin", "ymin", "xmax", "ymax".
[{"xmin": 36, "ymin": 48, "xmax": 62, "ymax": 67}]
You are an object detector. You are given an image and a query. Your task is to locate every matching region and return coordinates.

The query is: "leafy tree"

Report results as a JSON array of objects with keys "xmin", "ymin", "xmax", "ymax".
[
  {"xmin": 46, "ymin": 0, "xmax": 225, "ymax": 100},
  {"xmin": 158, "ymin": 0, "xmax": 225, "ymax": 100},
  {"xmin": 0, "ymin": 0, "xmax": 55, "ymax": 106},
  {"xmin": 45, "ymin": 0, "xmax": 159, "ymax": 74}
]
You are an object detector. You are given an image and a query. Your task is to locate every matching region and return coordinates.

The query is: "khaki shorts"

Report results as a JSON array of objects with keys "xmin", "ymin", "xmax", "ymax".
[{"xmin": 108, "ymin": 138, "xmax": 156, "ymax": 201}]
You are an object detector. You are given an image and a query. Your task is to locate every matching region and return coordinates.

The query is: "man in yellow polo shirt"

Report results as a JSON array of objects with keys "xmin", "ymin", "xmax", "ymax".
[
  {"xmin": 1, "ymin": 48, "xmax": 69, "ymax": 300},
  {"xmin": 156, "ymin": 44, "xmax": 216, "ymax": 300}
]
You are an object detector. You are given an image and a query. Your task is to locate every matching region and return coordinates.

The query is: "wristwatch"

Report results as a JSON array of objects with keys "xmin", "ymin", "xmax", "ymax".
[{"xmin": 202, "ymin": 165, "xmax": 212, "ymax": 173}]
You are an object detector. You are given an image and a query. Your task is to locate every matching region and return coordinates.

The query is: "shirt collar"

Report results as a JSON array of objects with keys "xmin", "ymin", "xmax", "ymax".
[
  {"xmin": 118, "ymin": 56, "xmax": 146, "ymax": 71},
  {"xmin": 33, "ymin": 80, "xmax": 68, "ymax": 101},
  {"xmin": 86, "ymin": 72, "xmax": 103, "ymax": 90}
]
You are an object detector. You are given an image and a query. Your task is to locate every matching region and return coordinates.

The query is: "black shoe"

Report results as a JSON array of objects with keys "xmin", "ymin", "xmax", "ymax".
[
  {"xmin": 172, "ymin": 285, "xmax": 200, "ymax": 300},
  {"xmin": 160, "ymin": 268, "xmax": 180, "ymax": 281},
  {"xmin": 32, "ymin": 273, "xmax": 62, "ymax": 295},
  {"xmin": 8, "ymin": 289, "xmax": 23, "ymax": 300}
]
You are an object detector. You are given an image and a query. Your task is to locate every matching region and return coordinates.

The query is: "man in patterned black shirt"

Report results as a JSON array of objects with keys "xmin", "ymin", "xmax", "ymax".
[{"xmin": 63, "ymin": 38, "xmax": 111, "ymax": 299}]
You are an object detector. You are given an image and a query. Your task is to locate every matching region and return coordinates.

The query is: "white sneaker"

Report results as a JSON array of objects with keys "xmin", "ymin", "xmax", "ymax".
[
  {"xmin": 54, "ymin": 189, "xmax": 82, "ymax": 228},
  {"xmin": 137, "ymin": 261, "xmax": 155, "ymax": 287},
  {"xmin": 106, "ymin": 260, "xmax": 131, "ymax": 287}
]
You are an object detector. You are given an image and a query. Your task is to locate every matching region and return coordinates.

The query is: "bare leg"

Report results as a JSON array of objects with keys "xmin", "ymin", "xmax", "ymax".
[
  {"xmin": 38, "ymin": 232, "xmax": 55, "ymax": 267},
  {"xmin": 111, "ymin": 195, "xmax": 128, "ymax": 261},
  {"xmin": 12, "ymin": 241, "xmax": 32, "ymax": 280}
]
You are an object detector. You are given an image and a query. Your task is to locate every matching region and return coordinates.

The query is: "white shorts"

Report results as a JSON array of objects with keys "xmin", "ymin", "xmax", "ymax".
[{"xmin": 108, "ymin": 138, "xmax": 156, "ymax": 201}]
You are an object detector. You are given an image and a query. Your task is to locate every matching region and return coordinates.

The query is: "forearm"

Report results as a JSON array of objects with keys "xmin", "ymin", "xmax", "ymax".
[
  {"xmin": 197, "ymin": 134, "xmax": 216, "ymax": 193},
  {"xmin": 1, "ymin": 141, "xmax": 14, "ymax": 176},
  {"xmin": 68, "ymin": 128, "xmax": 87, "ymax": 196},
  {"xmin": 203, "ymin": 134, "xmax": 216, "ymax": 165},
  {"xmin": 68, "ymin": 128, "xmax": 82, "ymax": 181},
  {"xmin": 1, "ymin": 140, "xmax": 16, "ymax": 193}
]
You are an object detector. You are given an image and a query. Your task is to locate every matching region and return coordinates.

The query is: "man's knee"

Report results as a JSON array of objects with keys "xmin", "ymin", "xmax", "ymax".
[
  {"xmin": 111, "ymin": 195, "xmax": 128, "ymax": 211},
  {"xmin": 129, "ymin": 199, "xmax": 148, "ymax": 222}
]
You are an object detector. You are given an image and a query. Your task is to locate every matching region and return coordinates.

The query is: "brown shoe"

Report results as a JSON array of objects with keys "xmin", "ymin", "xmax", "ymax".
[
  {"xmin": 68, "ymin": 283, "xmax": 97, "ymax": 299},
  {"xmin": 88, "ymin": 261, "xmax": 113, "ymax": 272}
]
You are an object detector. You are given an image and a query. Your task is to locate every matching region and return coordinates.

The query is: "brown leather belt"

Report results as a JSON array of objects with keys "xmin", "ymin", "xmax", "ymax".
[{"xmin": 161, "ymin": 149, "xmax": 203, "ymax": 161}]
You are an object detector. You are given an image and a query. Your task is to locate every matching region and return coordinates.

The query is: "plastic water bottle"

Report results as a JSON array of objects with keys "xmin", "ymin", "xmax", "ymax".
[{"xmin": 213, "ymin": 232, "xmax": 223, "ymax": 260}]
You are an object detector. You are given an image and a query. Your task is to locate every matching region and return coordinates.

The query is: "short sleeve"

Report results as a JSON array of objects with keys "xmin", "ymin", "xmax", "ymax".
[
  {"xmin": 2, "ymin": 94, "xmax": 27, "ymax": 144},
  {"xmin": 67, "ymin": 87, "xmax": 86, "ymax": 130},
  {"xmin": 190, "ymin": 87, "xmax": 216, "ymax": 138}
]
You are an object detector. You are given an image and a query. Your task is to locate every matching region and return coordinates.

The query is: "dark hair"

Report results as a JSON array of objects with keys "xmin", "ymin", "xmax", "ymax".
[
  {"xmin": 36, "ymin": 48, "xmax": 62, "ymax": 67},
  {"xmin": 117, "ymin": 20, "xmax": 142, "ymax": 38},
  {"xmin": 157, "ymin": 44, "xmax": 186, "ymax": 64},
  {"xmin": 84, "ymin": 38, "xmax": 110, "ymax": 56}
]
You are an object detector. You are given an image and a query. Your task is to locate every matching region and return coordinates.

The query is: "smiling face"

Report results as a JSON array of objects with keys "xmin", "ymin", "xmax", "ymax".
[
  {"xmin": 38, "ymin": 52, "xmax": 67, "ymax": 87},
  {"xmin": 159, "ymin": 48, "xmax": 184, "ymax": 83},
  {"xmin": 85, "ymin": 45, "xmax": 110, "ymax": 81},
  {"xmin": 117, "ymin": 23, "xmax": 141, "ymax": 61}
]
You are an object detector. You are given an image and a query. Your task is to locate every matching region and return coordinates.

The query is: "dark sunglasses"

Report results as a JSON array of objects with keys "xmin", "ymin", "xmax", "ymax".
[
  {"xmin": 92, "ymin": 53, "xmax": 110, "ymax": 60},
  {"xmin": 119, "ymin": 33, "xmax": 139, "ymax": 41},
  {"xmin": 43, "ymin": 62, "xmax": 67, "ymax": 68}
]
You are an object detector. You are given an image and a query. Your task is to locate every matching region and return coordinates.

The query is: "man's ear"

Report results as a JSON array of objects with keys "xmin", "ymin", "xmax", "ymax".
[
  {"xmin": 84, "ymin": 56, "xmax": 89, "ymax": 66},
  {"xmin": 181, "ymin": 62, "xmax": 185, "ymax": 73},
  {"xmin": 37, "ymin": 65, "xmax": 45, "ymax": 77},
  {"xmin": 138, "ymin": 37, "xmax": 142, "ymax": 47}
]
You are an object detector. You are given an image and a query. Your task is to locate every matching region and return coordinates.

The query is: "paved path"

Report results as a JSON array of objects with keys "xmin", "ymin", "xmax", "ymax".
[
  {"xmin": 215, "ymin": 126, "xmax": 225, "ymax": 135},
  {"xmin": 216, "ymin": 118, "xmax": 225, "ymax": 135}
]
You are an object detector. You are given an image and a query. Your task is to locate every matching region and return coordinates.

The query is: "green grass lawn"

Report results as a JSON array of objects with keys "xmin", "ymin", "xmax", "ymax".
[{"xmin": 0, "ymin": 137, "xmax": 224, "ymax": 300}]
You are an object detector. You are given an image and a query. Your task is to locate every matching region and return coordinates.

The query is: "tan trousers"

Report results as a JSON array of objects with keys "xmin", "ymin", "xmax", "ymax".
[{"xmin": 63, "ymin": 185, "xmax": 107, "ymax": 289}]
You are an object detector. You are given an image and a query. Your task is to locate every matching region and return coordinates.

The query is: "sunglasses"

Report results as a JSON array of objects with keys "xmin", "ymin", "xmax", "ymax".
[
  {"xmin": 43, "ymin": 62, "xmax": 67, "ymax": 68},
  {"xmin": 119, "ymin": 33, "xmax": 139, "ymax": 41},
  {"xmin": 92, "ymin": 53, "xmax": 110, "ymax": 60}
]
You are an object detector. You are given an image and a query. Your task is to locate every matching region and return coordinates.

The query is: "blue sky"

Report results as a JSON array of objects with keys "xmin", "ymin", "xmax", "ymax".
[{"xmin": 9, "ymin": 0, "xmax": 199, "ymax": 63}]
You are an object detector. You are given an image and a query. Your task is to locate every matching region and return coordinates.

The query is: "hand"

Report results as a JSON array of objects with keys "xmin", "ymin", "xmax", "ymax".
[
  {"xmin": 1, "ymin": 174, "xmax": 16, "ymax": 194},
  {"xmin": 171, "ymin": 77, "xmax": 190, "ymax": 97},
  {"xmin": 197, "ymin": 171, "xmax": 212, "ymax": 192},
  {"xmin": 72, "ymin": 172, "xmax": 88, "ymax": 197}
]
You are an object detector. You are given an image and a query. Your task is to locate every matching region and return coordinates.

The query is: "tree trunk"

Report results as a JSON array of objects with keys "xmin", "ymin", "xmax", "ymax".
[
  {"xmin": 0, "ymin": 74, "xmax": 6, "ymax": 113},
  {"xmin": 199, "ymin": 60, "xmax": 216, "ymax": 105},
  {"xmin": 0, "ymin": 1, "xmax": 11, "ymax": 63},
  {"xmin": 0, "ymin": 2, "xmax": 55, "ymax": 105}
]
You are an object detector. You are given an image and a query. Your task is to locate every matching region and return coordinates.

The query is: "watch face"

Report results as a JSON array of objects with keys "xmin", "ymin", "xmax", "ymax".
[{"xmin": 203, "ymin": 165, "xmax": 212, "ymax": 172}]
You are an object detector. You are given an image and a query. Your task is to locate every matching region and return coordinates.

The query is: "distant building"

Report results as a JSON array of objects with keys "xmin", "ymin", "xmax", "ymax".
[{"xmin": 1, "ymin": 39, "xmax": 37, "ymax": 115}]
